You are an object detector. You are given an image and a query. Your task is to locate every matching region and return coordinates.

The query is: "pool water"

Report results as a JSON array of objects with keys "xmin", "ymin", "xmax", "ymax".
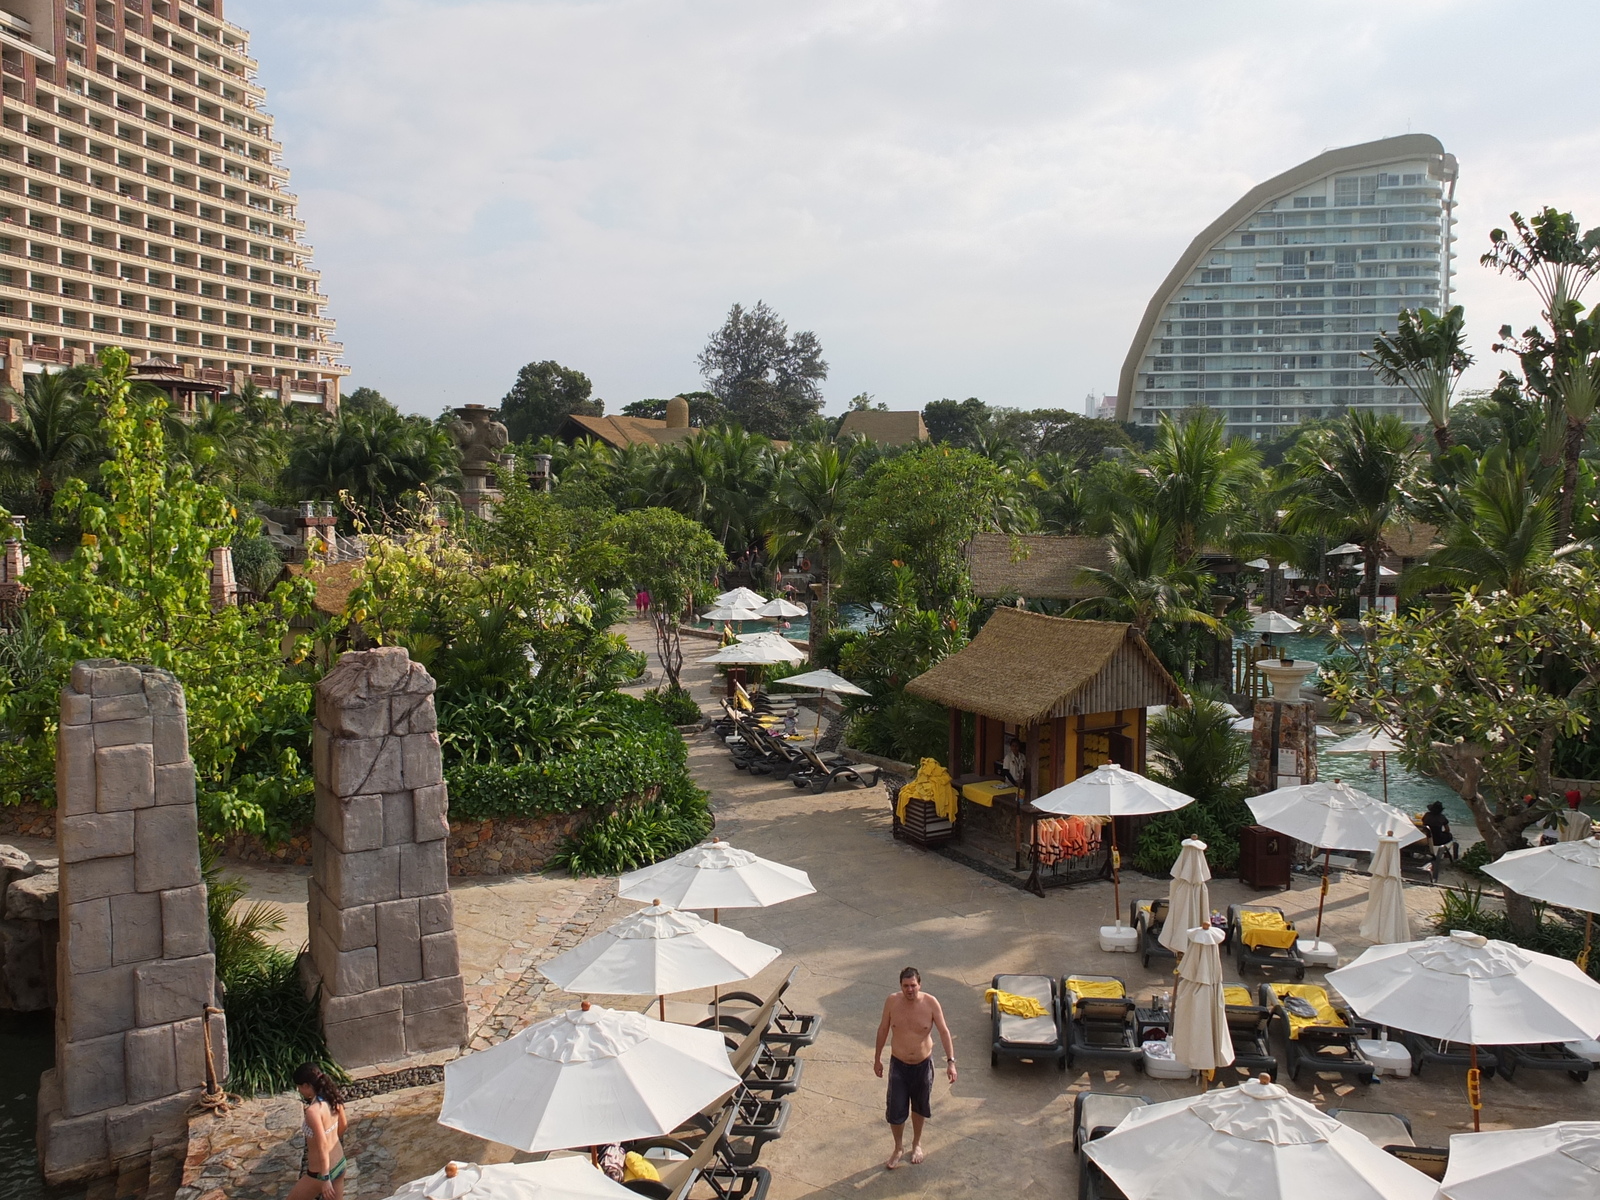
[
  {"xmin": 0, "ymin": 1010, "xmax": 53, "ymax": 1200},
  {"xmin": 691, "ymin": 603, "xmax": 877, "ymax": 644}
]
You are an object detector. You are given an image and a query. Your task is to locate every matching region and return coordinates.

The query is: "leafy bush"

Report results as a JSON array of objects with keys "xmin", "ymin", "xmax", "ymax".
[
  {"xmin": 1433, "ymin": 885, "xmax": 1599, "ymax": 982},
  {"xmin": 438, "ymin": 688, "xmax": 643, "ymax": 767},
  {"xmin": 230, "ymin": 533, "xmax": 283, "ymax": 597},
  {"xmin": 644, "ymin": 686, "xmax": 703, "ymax": 726},
  {"xmin": 1457, "ymin": 840, "xmax": 1497, "ymax": 878},
  {"xmin": 1133, "ymin": 693, "xmax": 1253, "ymax": 876},
  {"xmin": 552, "ymin": 775, "xmax": 714, "ymax": 876}
]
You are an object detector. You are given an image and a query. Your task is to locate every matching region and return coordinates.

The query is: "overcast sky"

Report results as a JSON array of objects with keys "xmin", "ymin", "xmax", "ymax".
[{"xmin": 230, "ymin": 0, "xmax": 1600, "ymax": 419}]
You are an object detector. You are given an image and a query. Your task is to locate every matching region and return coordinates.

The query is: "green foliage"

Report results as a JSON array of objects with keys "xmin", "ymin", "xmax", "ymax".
[
  {"xmin": 230, "ymin": 533, "xmax": 283, "ymax": 597},
  {"xmin": 645, "ymin": 686, "xmax": 704, "ymax": 726},
  {"xmin": 1134, "ymin": 695, "xmax": 1253, "ymax": 876},
  {"xmin": 551, "ymin": 774, "xmax": 714, "ymax": 876},
  {"xmin": 922, "ymin": 397, "xmax": 991, "ymax": 447},
  {"xmin": 603, "ymin": 506, "xmax": 726, "ymax": 691},
  {"xmin": 1456, "ymin": 840, "xmax": 1497, "ymax": 877},
  {"xmin": 1432, "ymin": 885, "xmax": 1600, "ymax": 982},
  {"xmin": 501, "ymin": 360, "xmax": 601, "ymax": 444},
  {"xmin": 697, "ymin": 301, "xmax": 827, "ymax": 439},
  {"xmin": 341, "ymin": 386, "xmax": 398, "ymax": 417},
  {"xmin": 282, "ymin": 409, "xmax": 459, "ymax": 527}
]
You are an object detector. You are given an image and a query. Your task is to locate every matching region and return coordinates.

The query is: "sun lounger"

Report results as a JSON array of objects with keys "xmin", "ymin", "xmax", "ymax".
[
  {"xmin": 1227, "ymin": 904, "xmax": 1307, "ymax": 981},
  {"xmin": 1259, "ymin": 982, "xmax": 1375, "ymax": 1085},
  {"xmin": 627, "ymin": 1103, "xmax": 751, "ymax": 1200},
  {"xmin": 1494, "ymin": 1041, "xmax": 1592, "ymax": 1083},
  {"xmin": 1130, "ymin": 899, "xmax": 1176, "ymax": 970},
  {"xmin": 717, "ymin": 987, "xmax": 805, "ymax": 1096},
  {"xmin": 673, "ymin": 1090, "xmax": 790, "ymax": 1169},
  {"xmin": 788, "ymin": 747, "xmax": 879, "ymax": 793},
  {"xmin": 1395, "ymin": 1032, "xmax": 1498, "ymax": 1081},
  {"xmin": 700, "ymin": 967, "xmax": 823, "ymax": 1049},
  {"xmin": 1075, "ymin": 1094, "xmax": 1148, "ymax": 1200},
  {"xmin": 1221, "ymin": 985, "xmax": 1278, "ymax": 1080},
  {"xmin": 1383, "ymin": 1145, "xmax": 1449, "ymax": 1182},
  {"xmin": 1327, "ymin": 1108, "xmax": 1415, "ymax": 1148},
  {"xmin": 1062, "ymin": 975, "xmax": 1142, "ymax": 1071},
  {"xmin": 988, "ymin": 973, "xmax": 1066, "ymax": 1071}
]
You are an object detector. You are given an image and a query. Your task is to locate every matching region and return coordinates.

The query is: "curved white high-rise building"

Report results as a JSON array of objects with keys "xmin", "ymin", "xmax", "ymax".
[{"xmin": 1117, "ymin": 134, "xmax": 1457, "ymax": 439}]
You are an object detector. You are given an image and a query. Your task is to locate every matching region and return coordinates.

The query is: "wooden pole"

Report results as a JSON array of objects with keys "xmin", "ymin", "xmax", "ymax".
[
  {"xmin": 1315, "ymin": 848, "xmax": 1331, "ymax": 938},
  {"xmin": 947, "ymin": 707, "xmax": 962, "ymax": 778}
]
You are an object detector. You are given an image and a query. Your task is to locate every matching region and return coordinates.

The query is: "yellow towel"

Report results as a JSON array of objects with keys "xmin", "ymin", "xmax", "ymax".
[
  {"xmin": 985, "ymin": 988, "xmax": 1049, "ymax": 1019},
  {"xmin": 962, "ymin": 780, "xmax": 1017, "ymax": 807},
  {"xmin": 1223, "ymin": 986, "xmax": 1254, "ymax": 1008},
  {"xmin": 734, "ymin": 682, "xmax": 754, "ymax": 712},
  {"xmin": 1269, "ymin": 984, "xmax": 1345, "ymax": 1039},
  {"xmin": 1065, "ymin": 977, "xmax": 1125, "ymax": 999},
  {"xmin": 623, "ymin": 1152, "xmax": 660, "ymax": 1183},
  {"xmin": 897, "ymin": 758, "xmax": 959, "ymax": 822},
  {"xmin": 1239, "ymin": 910, "xmax": 1298, "ymax": 950}
]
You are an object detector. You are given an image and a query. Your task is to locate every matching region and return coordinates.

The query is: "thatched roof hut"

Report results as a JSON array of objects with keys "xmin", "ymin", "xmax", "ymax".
[
  {"xmin": 965, "ymin": 534, "xmax": 1110, "ymax": 600},
  {"xmin": 907, "ymin": 607, "xmax": 1179, "ymax": 728},
  {"xmin": 836, "ymin": 410, "xmax": 929, "ymax": 446}
]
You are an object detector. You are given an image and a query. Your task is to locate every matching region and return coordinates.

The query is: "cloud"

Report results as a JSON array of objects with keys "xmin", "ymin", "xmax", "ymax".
[{"xmin": 230, "ymin": 0, "xmax": 1600, "ymax": 416}]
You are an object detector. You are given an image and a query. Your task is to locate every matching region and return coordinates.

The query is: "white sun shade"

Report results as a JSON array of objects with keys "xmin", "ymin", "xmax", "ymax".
[{"xmin": 619, "ymin": 839, "xmax": 816, "ymax": 910}]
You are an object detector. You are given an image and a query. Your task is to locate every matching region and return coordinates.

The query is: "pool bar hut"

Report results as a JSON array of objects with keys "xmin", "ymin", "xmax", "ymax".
[{"xmin": 904, "ymin": 609, "xmax": 1184, "ymax": 892}]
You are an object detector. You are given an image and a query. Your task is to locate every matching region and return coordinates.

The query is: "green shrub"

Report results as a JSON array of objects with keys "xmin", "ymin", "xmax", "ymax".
[
  {"xmin": 1433, "ymin": 886, "xmax": 1599, "ymax": 982},
  {"xmin": 552, "ymin": 775, "xmax": 714, "ymax": 876},
  {"xmin": 644, "ymin": 686, "xmax": 703, "ymax": 726},
  {"xmin": 1457, "ymin": 840, "xmax": 1497, "ymax": 878},
  {"xmin": 1134, "ymin": 693, "xmax": 1253, "ymax": 876},
  {"xmin": 230, "ymin": 533, "xmax": 283, "ymax": 597},
  {"xmin": 1132, "ymin": 794, "xmax": 1254, "ymax": 877}
]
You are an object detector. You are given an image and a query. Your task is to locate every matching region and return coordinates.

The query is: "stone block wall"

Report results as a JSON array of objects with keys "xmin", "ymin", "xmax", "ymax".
[
  {"xmin": 1247, "ymin": 698, "xmax": 1318, "ymax": 794},
  {"xmin": 307, "ymin": 647, "xmax": 466, "ymax": 1068},
  {"xmin": 38, "ymin": 661, "xmax": 225, "ymax": 1185},
  {"xmin": 0, "ymin": 843, "xmax": 58, "ymax": 1011}
]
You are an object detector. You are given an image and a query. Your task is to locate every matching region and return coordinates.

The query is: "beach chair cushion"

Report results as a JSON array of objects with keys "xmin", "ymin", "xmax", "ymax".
[
  {"xmin": 1239, "ymin": 911, "xmax": 1298, "ymax": 950},
  {"xmin": 1268, "ymin": 984, "xmax": 1345, "ymax": 1038},
  {"xmin": 992, "ymin": 974, "xmax": 1057, "ymax": 1045},
  {"xmin": 1331, "ymin": 1111, "xmax": 1414, "ymax": 1149},
  {"xmin": 1066, "ymin": 977, "xmax": 1127, "ymax": 1000},
  {"xmin": 1222, "ymin": 986, "xmax": 1254, "ymax": 1007},
  {"xmin": 1076, "ymin": 1093, "xmax": 1148, "ymax": 1148}
]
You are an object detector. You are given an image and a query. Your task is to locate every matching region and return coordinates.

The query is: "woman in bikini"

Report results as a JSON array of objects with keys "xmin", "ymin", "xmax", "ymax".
[{"xmin": 288, "ymin": 1063, "xmax": 348, "ymax": 1200}]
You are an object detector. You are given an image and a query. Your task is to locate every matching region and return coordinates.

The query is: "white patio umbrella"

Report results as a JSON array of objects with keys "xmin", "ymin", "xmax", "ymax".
[
  {"xmin": 700, "ymin": 633, "xmax": 807, "ymax": 666},
  {"xmin": 1359, "ymin": 833, "xmax": 1411, "ymax": 945},
  {"xmin": 774, "ymin": 667, "xmax": 871, "ymax": 742},
  {"xmin": 700, "ymin": 602, "xmax": 763, "ymax": 623},
  {"xmin": 1437, "ymin": 1121, "xmax": 1600, "ymax": 1200},
  {"xmin": 1251, "ymin": 611, "xmax": 1302, "ymax": 635},
  {"xmin": 1032, "ymin": 764, "xmax": 1195, "ymax": 926},
  {"xmin": 1158, "ymin": 837, "xmax": 1212, "ymax": 956},
  {"xmin": 714, "ymin": 587, "xmax": 767, "ymax": 608},
  {"xmin": 1171, "ymin": 925, "xmax": 1232, "ymax": 1078},
  {"xmin": 754, "ymin": 596, "xmax": 807, "ymax": 619},
  {"xmin": 439, "ymin": 1003, "xmax": 741, "ymax": 1152},
  {"xmin": 1327, "ymin": 930, "xmax": 1600, "ymax": 1129},
  {"xmin": 1328, "ymin": 727, "xmax": 1403, "ymax": 803},
  {"xmin": 381, "ymin": 1159, "xmax": 639, "ymax": 1200},
  {"xmin": 1082, "ymin": 1076, "xmax": 1437, "ymax": 1200},
  {"xmin": 619, "ymin": 838, "xmax": 816, "ymax": 913},
  {"xmin": 538, "ymin": 902, "xmax": 780, "ymax": 1020},
  {"xmin": 1247, "ymin": 779, "xmax": 1424, "ymax": 938},
  {"xmin": 1483, "ymin": 837, "xmax": 1600, "ymax": 971},
  {"xmin": 1327, "ymin": 542, "xmax": 1363, "ymax": 556}
]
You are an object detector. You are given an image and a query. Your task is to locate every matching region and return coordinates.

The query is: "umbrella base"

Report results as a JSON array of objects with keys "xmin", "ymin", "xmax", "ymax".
[
  {"xmin": 1355, "ymin": 1037, "xmax": 1413, "ymax": 1077},
  {"xmin": 1098, "ymin": 925, "xmax": 1139, "ymax": 954},
  {"xmin": 1296, "ymin": 938, "xmax": 1339, "ymax": 967}
]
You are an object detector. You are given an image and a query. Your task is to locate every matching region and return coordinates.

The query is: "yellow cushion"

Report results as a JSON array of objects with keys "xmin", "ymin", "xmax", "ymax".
[
  {"xmin": 623, "ymin": 1152, "xmax": 660, "ymax": 1183},
  {"xmin": 1269, "ymin": 984, "xmax": 1345, "ymax": 1039},
  {"xmin": 1065, "ymin": 977, "xmax": 1125, "ymax": 999},
  {"xmin": 1223, "ymin": 986, "xmax": 1254, "ymax": 1007}
]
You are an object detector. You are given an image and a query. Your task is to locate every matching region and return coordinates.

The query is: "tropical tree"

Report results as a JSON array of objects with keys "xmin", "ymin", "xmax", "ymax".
[
  {"xmin": 1403, "ymin": 448, "xmax": 1557, "ymax": 598},
  {"xmin": 164, "ymin": 393, "xmax": 278, "ymax": 493},
  {"xmin": 697, "ymin": 301, "xmax": 827, "ymax": 439},
  {"xmin": 283, "ymin": 410, "xmax": 459, "ymax": 526},
  {"xmin": 1284, "ymin": 411, "xmax": 1419, "ymax": 610},
  {"xmin": 765, "ymin": 440, "xmax": 859, "ymax": 652},
  {"xmin": 500, "ymin": 359, "xmax": 601, "ymax": 444},
  {"xmin": 1365, "ymin": 305, "xmax": 1473, "ymax": 453},
  {"xmin": 1065, "ymin": 510, "xmax": 1219, "ymax": 640},
  {"xmin": 1143, "ymin": 410, "xmax": 1260, "ymax": 563},
  {"xmin": 0, "ymin": 368, "xmax": 99, "ymax": 502},
  {"xmin": 603, "ymin": 507, "xmax": 725, "ymax": 693}
]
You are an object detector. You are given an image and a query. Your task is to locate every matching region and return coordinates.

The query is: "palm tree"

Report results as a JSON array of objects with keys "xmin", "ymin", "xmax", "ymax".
[
  {"xmin": 765, "ymin": 440, "xmax": 859, "ymax": 652},
  {"xmin": 1365, "ymin": 305, "xmax": 1473, "ymax": 453},
  {"xmin": 164, "ymin": 393, "xmax": 276, "ymax": 490},
  {"xmin": 284, "ymin": 411, "xmax": 460, "ymax": 527},
  {"xmin": 1284, "ymin": 411, "xmax": 1419, "ymax": 611},
  {"xmin": 1144, "ymin": 411, "xmax": 1259, "ymax": 563},
  {"xmin": 1402, "ymin": 448, "xmax": 1557, "ymax": 598},
  {"xmin": 1066, "ymin": 511, "xmax": 1220, "ymax": 638},
  {"xmin": 0, "ymin": 369, "xmax": 98, "ymax": 501}
]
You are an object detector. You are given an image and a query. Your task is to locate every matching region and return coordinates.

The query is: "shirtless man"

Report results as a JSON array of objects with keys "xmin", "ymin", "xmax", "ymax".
[{"xmin": 873, "ymin": 967, "xmax": 956, "ymax": 1169}]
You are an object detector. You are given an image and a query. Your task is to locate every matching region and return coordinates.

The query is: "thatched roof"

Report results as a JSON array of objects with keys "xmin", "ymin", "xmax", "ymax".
[
  {"xmin": 837, "ymin": 410, "xmax": 929, "ymax": 446},
  {"xmin": 906, "ymin": 608, "xmax": 1181, "ymax": 727},
  {"xmin": 966, "ymin": 534, "xmax": 1110, "ymax": 600},
  {"xmin": 562, "ymin": 413, "xmax": 673, "ymax": 448},
  {"xmin": 1384, "ymin": 523, "xmax": 1440, "ymax": 560},
  {"xmin": 287, "ymin": 559, "xmax": 363, "ymax": 617}
]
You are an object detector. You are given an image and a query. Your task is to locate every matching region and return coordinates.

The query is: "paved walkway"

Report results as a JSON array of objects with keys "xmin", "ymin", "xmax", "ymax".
[{"xmin": 183, "ymin": 619, "xmax": 1599, "ymax": 1199}]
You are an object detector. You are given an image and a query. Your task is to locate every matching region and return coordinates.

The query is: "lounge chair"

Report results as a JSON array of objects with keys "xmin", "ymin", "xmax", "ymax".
[
  {"xmin": 1075, "ymin": 1094, "xmax": 1148, "ymax": 1200},
  {"xmin": 672, "ymin": 1089, "xmax": 790, "ymax": 1169},
  {"xmin": 1221, "ymin": 985, "xmax": 1278, "ymax": 1080},
  {"xmin": 788, "ymin": 747, "xmax": 880, "ymax": 793},
  {"xmin": 1495, "ymin": 1041, "xmax": 1592, "ymax": 1083},
  {"xmin": 988, "ymin": 973, "xmax": 1066, "ymax": 1071},
  {"xmin": 628, "ymin": 1104, "xmax": 767, "ymax": 1200},
  {"xmin": 699, "ymin": 967, "xmax": 824, "ymax": 1049},
  {"xmin": 1227, "ymin": 904, "xmax": 1307, "ymax": 981},
  {"xmin": 1062, "ymin": 975, "xmax": 1142, "ymax": 1071},
  {"xmin": 1130, "ymin": 899, "xmax": 1176, "ymax": 970},
  {"xmin": 1395, "ymin": 1032, "xmax": 1498, "ymax": 1081},
  {"xmin": 718, "ymin": 988, "xmax": 805, "ymax": 1097},
  {"xmin": 1327, "ymin": 1108, "xmax": 1414, "ymax": 1149},
  {"xmin": 1258, "ymin": 982, "xmax": 1375, "ymax": 1085},
  {"xmin": 1383, "ymin": 1145, "xmax": 1450, "ymax": 1183}
]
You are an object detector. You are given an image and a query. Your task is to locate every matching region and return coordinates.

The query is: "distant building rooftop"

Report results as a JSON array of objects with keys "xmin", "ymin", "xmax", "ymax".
[{"xmin": 837, "ymin": 410, "xmax": 929, "ymax": 446}]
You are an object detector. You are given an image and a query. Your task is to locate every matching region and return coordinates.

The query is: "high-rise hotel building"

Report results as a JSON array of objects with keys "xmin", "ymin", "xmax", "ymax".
[
  {"xmin": 0, "ymin": 0, "xmax": 344, "ymax": 419},
  {"xmin": 1117, "ymin": 135, "xmax": 1457, "ymax": 440}
]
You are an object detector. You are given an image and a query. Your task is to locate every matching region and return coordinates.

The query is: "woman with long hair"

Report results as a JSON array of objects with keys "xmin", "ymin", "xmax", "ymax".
[{"xmin": 288, "ymin": 1063, "xmax": 348, "ymax": 1200}]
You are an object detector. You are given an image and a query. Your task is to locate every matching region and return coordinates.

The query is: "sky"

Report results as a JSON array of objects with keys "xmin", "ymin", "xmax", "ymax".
[{"xmin": 228, "ymin": 0, "xmax": 1600, "ymax": 419}]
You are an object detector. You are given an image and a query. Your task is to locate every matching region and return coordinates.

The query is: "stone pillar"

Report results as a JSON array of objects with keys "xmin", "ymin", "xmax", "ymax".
[
  {"xmin": 1247, "ymin": 699, "xmax": 1318, "ymax": 794},
  {"xmin": 38, "ymin": 662, "xmax": 223, "ymax": 1185},
  {"xmin": 208, "ymin": 545, "xmax": 236, "ymax": 609},
  {"xmin": 307, "ymin": 647, "xmax": 465, "ymax": 1068}
]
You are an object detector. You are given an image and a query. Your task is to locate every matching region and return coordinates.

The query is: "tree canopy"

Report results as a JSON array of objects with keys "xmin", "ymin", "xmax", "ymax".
[
  {"xmin": 501, "ymin": 359, "xmax": 602, "ymax": 443},
  {"xmin": 696, "ymin": 301, "xmax": 827, "ymax": 439}
]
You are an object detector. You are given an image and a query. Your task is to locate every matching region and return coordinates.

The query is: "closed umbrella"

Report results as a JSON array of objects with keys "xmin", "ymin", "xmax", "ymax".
[
  {"xmin": 714, "ymin": 587, "xmax": 767, "ymax": 608},
  {"xmin": 1032, "ymin": 764, "xmax": 1196, "ymax": 926},
  {"xmin": 1247, "ymin": 780, "xmax": 1424, "ymax": 938},
  {"xmin": 1327, "ymin": 930, "xmax": 1600, "ymax": 1129},
  {"xmin": 1483, "ymin": 837, "xmax": 1600, "ymax": 970},
  {"xmin": 1437, "ymin": 1121, "xmax": 1600, "ymax": 1200},
  {"xmin": 619, "ymin": 838, "xmax": 816, "ymax": 913},
  {"xmin": 754, "ymin": 597, "xmax": 807, "ymax": 619},
  {"xmin": 1083, "ymin": 1076, "xmax": 1437, "ymax": 1200},
  {"xmin": 381, "ymin": 1159, "xmax": 639, "ymax": 1200},
  {"xmin": 1171, "ymin": 926, "xmax": 1232, "ymax": 1078},
  {"xmin": 538, "ymin": 902, "xmax": 780, "ymax": 1020},
  {"xmin": 1359, "ymin": 834, "xmax": 1411, "ymax": 945},
  {"xmin": 1158, "ymin": 838, "xmax": 1212, "ymax": 956},
  {"xmin": 439, "ymin": 1003, "xmax": 741, "ymax": 1152},
  {"xmin": 1328, "ymin": 727, "xmax": 1403, "ymax": 804}
]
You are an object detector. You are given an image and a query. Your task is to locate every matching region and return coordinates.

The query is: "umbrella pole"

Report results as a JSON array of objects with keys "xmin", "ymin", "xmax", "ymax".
[
  {"xmin": 1580, "ymin": 910, "xmax": 1592, "ymax": 975},
  {"xmin": 659, "ymin": 994, "xmax": 666, "ymax": 1022},
  {"xmin": 1468, "ymin": 1044, "xmax": 1481, "ymax": 1132},
  {"xmin": 1315, "ymin": 849, "xmax": 1330, "ymax": 938},
  {"xmin": 1381, "ymin": 753, "xmax": 1389, "ymax": 805},
  {"xmin": 1111, "ymin": 819, "xmax": 1122, "ymax": 927}
]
